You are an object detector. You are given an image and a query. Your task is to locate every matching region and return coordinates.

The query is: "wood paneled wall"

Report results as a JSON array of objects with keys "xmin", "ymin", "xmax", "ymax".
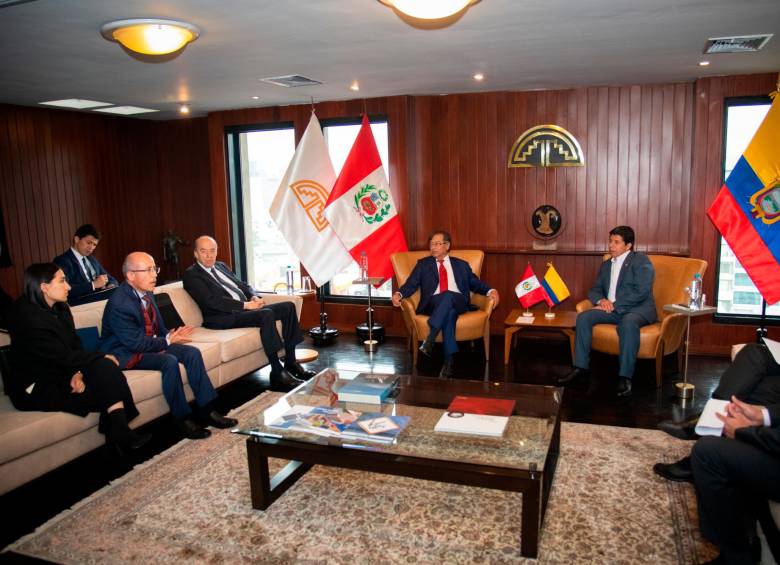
[{"xmin": 0, "ymin": 105, "xmax": 213, "ymax": 296}]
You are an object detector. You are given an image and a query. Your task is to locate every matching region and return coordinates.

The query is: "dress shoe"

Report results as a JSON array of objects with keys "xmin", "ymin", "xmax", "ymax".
[
  {"xmin": 557, "ymin": 367, "xmax": 589, "ymax": 385},
  {"xmin": 419, "ymin": 337, "xmax": 435, "ymax": 357},
  {"xmin": 200, "ymin": 410, "xmax": 238, "ymax": 429},
  {"xmin": 658, "ymin": 416, "xmax": 700, "ymax": 440},
  {"xmin": 176, "ymin": 417, "xmax": 211, "ymax": 440},
  {"xmin": 284, "ymin": 361, "xmax": 316, "ymax": 380},
  {"xmin": 270, "ymin": 368, "xmax": 304, "ymax": 391},
  {"xmin": 616, "ymin": 377, "xmax": 632, "ymax": 397},
  {"xmin": 439, "ymin": 357, "xmax": 455, "ymax": 379},
  {"xmin": 108, "ymin": 430, "xmax": 152, "ymax": 456},
  {"xmin": 652, "ymin": 456, "xmax": 693, "ymax": 483}
]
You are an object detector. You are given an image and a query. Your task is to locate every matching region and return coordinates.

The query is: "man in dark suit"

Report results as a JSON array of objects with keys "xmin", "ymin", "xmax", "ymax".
[
  {"xmin": 100, "ymin": 251, "xmax": 237, "ymax": 440},
  {"xmin": 391, "ymin": 230, "xmax": 499, "ymax": 378},
  {"xmin": 53, "ymin": 224, "xmax": 118, "ymax": 305},
  {"xmin": 558, "ymin": 225, "xmax": 656, "ymax": 397},
  {"xmin": 182, "ymin": 236, "xmax": 313, "ymax": 390},
  {"xmin": 691, "ymin": 394, "xmax": 780, "ymax": 564}
]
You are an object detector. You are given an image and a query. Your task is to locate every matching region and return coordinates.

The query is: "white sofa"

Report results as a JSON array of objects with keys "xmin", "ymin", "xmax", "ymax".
[{"xmin": 0, "ymin": 282, "xmax": 302, "ymax": 495}]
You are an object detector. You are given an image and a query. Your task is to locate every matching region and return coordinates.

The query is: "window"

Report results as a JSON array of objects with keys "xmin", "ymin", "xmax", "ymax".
[
  {"xmin": 714, "ymin": 98, "xmax": 780, "ymax": 322},
  {"xmin": 225, "ymin": 124, "xmax": 299, "ymax": 291},
  {"xmin": 321, "ymin": 118, "xmax": 393, "ymax": 300}
]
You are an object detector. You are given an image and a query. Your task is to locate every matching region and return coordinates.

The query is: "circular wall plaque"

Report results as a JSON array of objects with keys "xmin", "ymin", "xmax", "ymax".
[{"xmin": 531, "ymin": 205, "xmax": 562, "ymax": 239}]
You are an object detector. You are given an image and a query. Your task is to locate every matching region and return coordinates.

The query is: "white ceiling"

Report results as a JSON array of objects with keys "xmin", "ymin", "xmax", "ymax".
[{"xmin": 1, "ymin": 0, "xmax": 778, "ymax": 120}]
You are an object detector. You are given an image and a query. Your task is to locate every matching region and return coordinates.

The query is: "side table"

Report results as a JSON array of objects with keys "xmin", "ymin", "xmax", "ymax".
[
  {"xmin": 662, "ymin": 304, "xmax": 717, "ymax": 398},
  {"xmin": 504, "ymin": 309, "xmax": 578, "ymax": 365}
]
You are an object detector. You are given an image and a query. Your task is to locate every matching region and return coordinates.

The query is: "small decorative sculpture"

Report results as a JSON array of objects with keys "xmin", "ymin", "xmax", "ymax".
[{"xmin": 162, "ymin": 230, "xmax": 187, "ymax": 279}]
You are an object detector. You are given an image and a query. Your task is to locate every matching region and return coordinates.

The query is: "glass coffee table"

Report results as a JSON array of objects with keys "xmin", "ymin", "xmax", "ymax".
[{"xmin": 236, "ymin": 371, "xmax": 563, "ymax": 558}]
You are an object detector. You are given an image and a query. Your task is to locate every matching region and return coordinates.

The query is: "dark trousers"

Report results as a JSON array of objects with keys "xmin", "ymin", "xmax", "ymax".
[
  {"xmin": 423, "ymin": 291, "xmax": 468, "ymax": 358},
  {"xmin": 692, "ymin": 436, "xmax": 780, "ymax": 561},
  {"xmin": 573, "ymin": 309, "xmax": 652, "ymax": 378},
  {"xmin": 130, "ymin": 343, "xmax": 217, "ymax": 420},
  {"xmin": 14, "ymin": 357, "xmax": 139, "ymax": 434},
  {"xmin": 206, "ymin": 301, "xmax": 302, "ymax": 360},
  {"xmin": 713, "ymin": 342, "xmax": 780, "ymax": 404}
]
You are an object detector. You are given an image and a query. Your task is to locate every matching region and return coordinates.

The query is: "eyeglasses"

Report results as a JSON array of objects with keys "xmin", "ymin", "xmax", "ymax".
[
  {"xmin": 429, "ymin": 241, "xmax": 448, "ymax": 247},
  {"xmin": 130, "ymin": 267, "xmax": 160, "ymax": 274}
]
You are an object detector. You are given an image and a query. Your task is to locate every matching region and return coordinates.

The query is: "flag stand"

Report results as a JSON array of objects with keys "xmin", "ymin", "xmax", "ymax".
[
  {"xmin": 757, "ymin": 299, "xmax": 768, "ymax": 343},
  {"xmin": 522, "ymin": 308, "xmax": 533, "ymax": 317},
  {"xmin": 545, "ymin": 306, "xmax": 556, "ymax": 319},
  {"xmin": 308, "ymin": 286, "xmax": 339, "ymax": 345}
]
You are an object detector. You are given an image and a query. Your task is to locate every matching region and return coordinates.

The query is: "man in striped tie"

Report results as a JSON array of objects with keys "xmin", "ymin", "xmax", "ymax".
[
  {"xmin": 53, "ymin": 224, "xmax": 118, "ymax": 305},
  {"xmin": 182, "ymin": 236, "xmax": 313, "ymax": 391},
  {"xmin": 392, "ymin": 230, "xmax": 499, "ymax": 378}
]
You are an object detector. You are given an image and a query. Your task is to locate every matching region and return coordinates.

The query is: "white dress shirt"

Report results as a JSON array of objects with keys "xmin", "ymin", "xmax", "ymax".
[
  {"xmin": 434, "ymin": 255, "xmax": 461, "ymax": 295},
  {"xmin": 607, "ymin": 250, "xmax": 630, "ymax": 303}
]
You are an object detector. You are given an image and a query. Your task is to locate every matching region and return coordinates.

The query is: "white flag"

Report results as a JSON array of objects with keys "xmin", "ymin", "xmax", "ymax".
[{"xmin": 270, "ymin": 114, "xmax": 354, "ymax": 287}]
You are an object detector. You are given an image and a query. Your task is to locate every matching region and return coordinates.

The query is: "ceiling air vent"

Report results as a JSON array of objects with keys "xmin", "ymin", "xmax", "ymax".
[
  {"xmin": 703, "ymin": 34, "xmax": 773, "ymax": 54},
  {"xmin": 260, "ymin": 75, "xmax": 322, "ymax": 88}
]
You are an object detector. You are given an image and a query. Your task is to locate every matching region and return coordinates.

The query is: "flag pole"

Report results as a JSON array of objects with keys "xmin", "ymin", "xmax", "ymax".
[
  {"xmin": 308, "ymin": 284, "xmax": 339, "ymax": 345},
  {"xmin": 545, "ymin": 305, "xmax": 555, "ymax": 319}
]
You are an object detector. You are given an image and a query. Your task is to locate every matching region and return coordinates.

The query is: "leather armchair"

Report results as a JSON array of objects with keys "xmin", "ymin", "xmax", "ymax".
[
  {"xmin": 390, "ymin": 250, "xmax": 494, "ymax": 366},
  {"xmin": 575, "ymin": 254, "xmax": 707, "ymax": 387}
]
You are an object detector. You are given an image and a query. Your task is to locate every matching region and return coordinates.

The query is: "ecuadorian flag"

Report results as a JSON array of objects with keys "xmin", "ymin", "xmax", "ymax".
[
  {"xmin": 540, "ymin": 263, "xmax": 570, "ymax": 306},
  {"xmin": 707, "ymin": 95, "xmax": 780, "ymax": 304}
]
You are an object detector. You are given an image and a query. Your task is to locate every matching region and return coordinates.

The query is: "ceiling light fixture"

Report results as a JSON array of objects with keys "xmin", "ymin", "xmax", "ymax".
[
  {"xmin": 251, "ymin": 96, "xmax": 260, "ymax": 100},
  {"xmin": 101, "ymin": 18, "xmax": 200, "ymax": 56},
  {"xmin": 179, "ymin": 105, "xmax": 190, "ymax": 115},
  {"xmin": 699, "ymin": 60, "xmax": 710, "ymax": 66},
  {"xmin": 473, "ymin": 73, "xmax": 484, "ymax": 81},
  {"xmin": 378, "ymin": 0, "xmax": 480, "ymax": 28},
  {"xmin": 350, "ymin": 81, "xmax": 360, "ymax": 91}
]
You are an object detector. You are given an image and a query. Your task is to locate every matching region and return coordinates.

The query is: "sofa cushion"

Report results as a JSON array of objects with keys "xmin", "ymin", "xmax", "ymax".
[
  {"xmin": 0, "ymin": 395, "xmax": 99, "ymax": 465},
  {"xmin": 72, "ymin": 304, "xmax": 105, "ymax": 333},
  {"xmin": 75, "ymin": 326, "xmax": 100, "ymax": 352},
  {"xmin": 188, "ymin": 327, "xmax": 261, "ymax": 363}
]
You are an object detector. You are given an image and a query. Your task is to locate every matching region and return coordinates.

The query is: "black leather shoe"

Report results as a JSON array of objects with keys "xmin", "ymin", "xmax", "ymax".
[
  {"xmin": 419, "ymin": 337, "xmax": 435, "ymax": 357},
  {"xmin": 284, "ymin": 361, "xmax": 316, "ymax": 380},
  {"xmin": 176, "ymin": 417, "xmax": 211, "ymax": 440},
  {"xmin": 557, "ymin": 367, "xmax": 589, "ymax": 385},
  {"xmin": 201, "ymin": 410, "xmax": 238, "ymax": 429},
  {"xmin": 439, "ymin": 357, "xmax": 455, "ymax": 379},
  {"xmin": 658, "ymin": 416, "xmax": 700, "ymax": 440},
  {"xmin": 270, "ymin": 368, "xmax": 304, "ymax": 391},
  {"xmin": 616, "ymin": 377, "xmax": 632, "ymax": 397},
  {"xmin": 653, "ymin": 456, "xmax": 693, "ymax": 483},
  {"xmin": 109, "ymin": 430, "xmax": 152, "ymax": 456}
]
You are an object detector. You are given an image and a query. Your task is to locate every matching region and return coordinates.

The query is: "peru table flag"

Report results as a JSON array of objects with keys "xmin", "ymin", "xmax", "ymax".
[
  {"xmin": 324, "ymin": 115, "xmax": 408, "ymax": 282},
  {"xmin": 707, "ymin": 95, "xmax": 780, "ymax": 304},
  {"xmin": 515, "ymin": 263, "xmax": 552, "ymax": 308}
]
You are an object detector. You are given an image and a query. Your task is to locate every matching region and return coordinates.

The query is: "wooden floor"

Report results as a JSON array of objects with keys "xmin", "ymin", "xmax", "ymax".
[{"xmin": 0, "ymin": 331, "xmax": 730, "ymax": 551}]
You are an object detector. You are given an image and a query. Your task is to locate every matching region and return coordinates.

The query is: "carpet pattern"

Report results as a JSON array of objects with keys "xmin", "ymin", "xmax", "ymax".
[{"xmin": 7, "ymin": 392, "xmax": 717, "ymax": 564}]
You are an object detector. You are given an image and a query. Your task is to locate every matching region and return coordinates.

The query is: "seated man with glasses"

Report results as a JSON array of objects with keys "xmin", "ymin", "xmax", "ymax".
[
  {"xmin": 182, "ymin": 236, "xmax": 313, "ymax": 391},
  {"xmin": 391, "ymin": 230, "xmax": 499, "ymax": 378},
  {"xmin": 99, "ymin": 252, "xmax": 237, "ymax": 440}
]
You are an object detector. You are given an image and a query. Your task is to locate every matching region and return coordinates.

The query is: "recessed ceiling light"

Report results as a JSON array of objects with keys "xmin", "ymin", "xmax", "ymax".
[
  {"xmin": 39, "ymin": 99, "xmax": 112, "ymax": 109},
  {"xmin": 251, "ymin": 96, "xmax": 260, "ymax": 100},
  {"xmin": 699, "ymin": 60, "xmax": 710, "ymax": 66},
  {"xmin": 179, "ymin": 105, "xmax": 190, "ymax": 115},
  {"xmin": 93, "ymin": 106, "xmax": 159, "ymax": 115},
  {"xmin": 473, "ymin": 73, "xmax": 484, "ymax": 81},
  {"xmin": 350, "ymin": 81, "xmax": 360, "ymax": 91}
]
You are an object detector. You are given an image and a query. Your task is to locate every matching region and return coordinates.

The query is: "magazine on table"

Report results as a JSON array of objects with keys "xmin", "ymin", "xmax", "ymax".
[{"xmin": 266, "ymin": 405, "xmax": 409, "ymax": 444}]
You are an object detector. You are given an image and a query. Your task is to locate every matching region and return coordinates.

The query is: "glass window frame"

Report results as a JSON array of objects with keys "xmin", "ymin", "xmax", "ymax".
[{"xmin": 712, "ymin": 95, "xmax": 780, "ymax": 326}]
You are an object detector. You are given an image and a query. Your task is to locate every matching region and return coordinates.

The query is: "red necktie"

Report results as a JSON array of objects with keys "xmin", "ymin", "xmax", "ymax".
[{"xmin": 438, "ymin": 259, "xmax": 448, "ymax": 292}]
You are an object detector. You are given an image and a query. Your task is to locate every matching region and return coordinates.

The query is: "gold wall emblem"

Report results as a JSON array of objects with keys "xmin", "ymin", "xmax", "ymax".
[
  {"xmin": 290, "ymin": 179, "xmax": 330, "ymax": 232},
  {"xmin": 508, "ymin": 125, "xmax": 585, "ymax": 168}
]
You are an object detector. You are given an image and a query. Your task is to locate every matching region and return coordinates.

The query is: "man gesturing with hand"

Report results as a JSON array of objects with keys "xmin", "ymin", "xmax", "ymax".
[{"xmin": 100, "ymin": 252, "xmax": 236, "ymax": 440}]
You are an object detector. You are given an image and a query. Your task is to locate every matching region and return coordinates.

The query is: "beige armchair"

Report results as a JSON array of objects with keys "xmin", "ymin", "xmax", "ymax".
[
  {"xmin": 576, "ymin": 254, "xmax": 707, "ymax": 387},
  {"xmin": 390, "ymin": 250, "xmax": 495, "ymax": 366}
]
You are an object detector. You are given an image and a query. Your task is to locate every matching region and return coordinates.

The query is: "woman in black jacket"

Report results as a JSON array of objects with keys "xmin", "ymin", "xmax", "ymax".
[{"xmin": 7, "ymin": 263, "xmax": 150, "ymax": 452}]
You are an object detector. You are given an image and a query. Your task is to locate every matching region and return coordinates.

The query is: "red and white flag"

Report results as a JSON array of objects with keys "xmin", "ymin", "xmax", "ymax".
[
  {"xmin": 269, "ymin": 113, "xmax": 354, "ymax": 287},
  {"xmin": 515, "ymin": 263, "xmax": 551, "ymax": 308},
  {"xmin": 324, "ymin": 115, "xmax": 408, "ymax": 282}
]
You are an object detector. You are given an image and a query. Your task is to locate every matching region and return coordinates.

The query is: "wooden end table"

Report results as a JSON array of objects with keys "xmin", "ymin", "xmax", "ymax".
[{"xmin": 504, "ymin": 309, "xmax": 578, "ymax": 365}]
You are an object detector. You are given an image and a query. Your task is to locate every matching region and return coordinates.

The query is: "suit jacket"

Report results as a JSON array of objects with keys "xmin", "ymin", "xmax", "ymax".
[
  {"xmin": 6, "ymin": 297, "xmax": 103, "ymax": 407},
  {"xmin": 99, "ymin": 282, "xmax": 169, "ymax": 369},
  {"xmin": 734, "ymin": 403, "xmax": 780, "ymax": 457},
  {"xmin": 397, "ymin": 255, "xmax": 491, "ymax": 314},
  {"xmin": 53, "ymin": 249, "xmax": 118, "ymax": 305},
  {"xmin": 587, "ymin": 251, "xmax": 657, "ymax": 322},
  {"xmin": 182, "ymin": 262, "xmax": 257, "ymax": 325}
]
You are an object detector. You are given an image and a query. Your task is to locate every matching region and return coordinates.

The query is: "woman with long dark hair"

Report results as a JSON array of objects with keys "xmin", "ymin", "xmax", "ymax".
[{"xmin": 7, "ymin": 263, "xmax": 150, "ymax": 452}]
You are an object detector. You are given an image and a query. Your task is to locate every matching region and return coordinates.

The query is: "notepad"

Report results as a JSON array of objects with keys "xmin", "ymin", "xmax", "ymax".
[{"xmin": 694, "ymin": 398, "xmax": 729, "ymax": 437}]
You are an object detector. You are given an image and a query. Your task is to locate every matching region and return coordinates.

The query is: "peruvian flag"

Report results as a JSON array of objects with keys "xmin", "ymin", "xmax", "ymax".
[
  {"xmin": 324, "ymin": 115, "xmax": 408, "ymax": 282},
  {"xmin": 515, "ymin": 263, "xmax": 552, "ymax": 308}
]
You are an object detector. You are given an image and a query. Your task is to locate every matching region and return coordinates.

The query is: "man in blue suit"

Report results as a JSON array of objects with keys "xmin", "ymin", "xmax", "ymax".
[
  {"xmin": 100, "ymin": 251, "xmax": 237, "ymax": 439},
  {"xmin": 53, "ymin": 224, "xmax": 118, "ymax": 305},
  {"xmin": 559, "ymin": 226, "xmax": 656, "ymax": 397},
  {"xmin": 392, "ymin": 230, "xmax": 499, "ymax": 378}
]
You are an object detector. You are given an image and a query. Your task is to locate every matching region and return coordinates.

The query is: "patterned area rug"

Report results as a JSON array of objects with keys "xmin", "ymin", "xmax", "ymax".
[{"xmin": 7, "ymin": 392, "xmax": 717, "ymax": 564}]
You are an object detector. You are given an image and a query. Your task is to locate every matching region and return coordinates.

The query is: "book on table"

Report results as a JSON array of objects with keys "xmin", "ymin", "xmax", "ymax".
[
  {"xmin": 694, "ymin": 398, "xmax": 730, "ymax": 437},
  {"xmin": 447, "ymin": 396, "xmax": 516, "ymax": 417},
  {"xmin": 433, "ymin": 395, "xmax": 514, "ymax": 437},
  {"xmin": 336, "ymin": 373, "xmax": 399, "ymax": 404}
]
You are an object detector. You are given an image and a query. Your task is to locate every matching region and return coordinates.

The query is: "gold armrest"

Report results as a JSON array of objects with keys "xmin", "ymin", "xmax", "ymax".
[
  {"xmin": 576, "ymin": 299, "xmax": 593, "ymax": 313},
  {"xmin": 471, "ymin": 293, "xmax": 495, "ymax": 316}
]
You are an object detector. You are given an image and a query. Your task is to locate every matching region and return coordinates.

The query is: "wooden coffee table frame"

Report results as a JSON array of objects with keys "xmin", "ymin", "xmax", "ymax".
[
  {"xmin": 245, "ymin": 415, "xmax": 559, "ymax": 558},
  {"xmin": 504, "ymin": 309, "xmax": 577, "ymax": 365}
]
